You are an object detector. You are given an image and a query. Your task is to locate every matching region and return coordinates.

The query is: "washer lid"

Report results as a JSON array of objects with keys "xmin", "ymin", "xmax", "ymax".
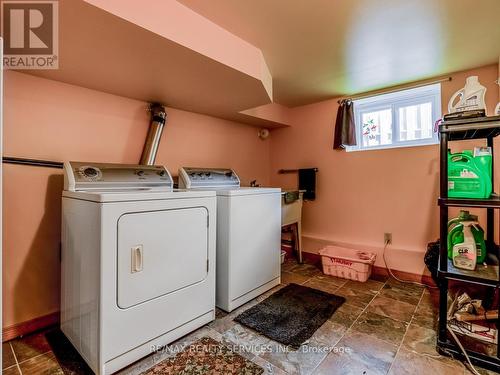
[
  {"xmin": 215, "ymin": 187, "xmax": 281, "ymax": 196},
  {"xmin": 62, "ymin": 189, "xmax": 215, "ymax": 202}
]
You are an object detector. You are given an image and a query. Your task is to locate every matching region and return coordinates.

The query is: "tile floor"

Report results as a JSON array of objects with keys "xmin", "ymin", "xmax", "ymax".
[{"xmin": 2, "ymin": 258, "xmax": 496, "ymax": 375}]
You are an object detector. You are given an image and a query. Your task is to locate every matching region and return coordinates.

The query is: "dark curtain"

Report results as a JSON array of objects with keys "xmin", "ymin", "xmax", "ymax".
[{"xmin": 333, "ymin": 99, "xmax": 356, "ymax": 149}]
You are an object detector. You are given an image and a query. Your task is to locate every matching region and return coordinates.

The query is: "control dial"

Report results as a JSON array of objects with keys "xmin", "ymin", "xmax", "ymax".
[
  {"xmin": 78, "ymin": 166, "xmax": 102, "ymax": 181},
  {"xmin": 84, "ymin": 167, "xmax": 98, "ymax": 177}
]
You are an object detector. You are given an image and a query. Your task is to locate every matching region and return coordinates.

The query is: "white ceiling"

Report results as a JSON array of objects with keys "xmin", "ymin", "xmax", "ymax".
[{"xmin": 180, "ymin": 0, "xmax": 500, "ymax": 106}]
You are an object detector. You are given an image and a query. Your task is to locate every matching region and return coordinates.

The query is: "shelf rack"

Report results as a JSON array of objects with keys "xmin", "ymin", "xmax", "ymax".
[{"xmin": 437, "ymin": 115, "xmax": 500, "ymax": 372}]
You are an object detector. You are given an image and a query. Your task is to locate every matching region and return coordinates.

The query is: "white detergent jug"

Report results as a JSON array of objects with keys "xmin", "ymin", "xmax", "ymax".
[
  {"xmin": 448, "ymin": 76, "xmax": 487, "ymax": 114},
  {"xmin": 495, "ymin": 102, "xmax": 500, "ymax": 116}
]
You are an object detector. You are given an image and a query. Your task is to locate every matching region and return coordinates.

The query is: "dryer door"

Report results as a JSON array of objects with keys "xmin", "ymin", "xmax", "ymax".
[{"xmin": 117, "ymin": 207, "xmax": 208, "ymax": 309}]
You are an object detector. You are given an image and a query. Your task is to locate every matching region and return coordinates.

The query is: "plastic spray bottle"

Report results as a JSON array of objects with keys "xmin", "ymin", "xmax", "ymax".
[{"xmin": 452, "ymin": 221, "xmax": 478, "ymax": 270}]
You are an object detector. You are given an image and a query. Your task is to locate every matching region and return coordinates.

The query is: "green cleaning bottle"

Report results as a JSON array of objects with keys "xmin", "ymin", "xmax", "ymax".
[
  {"xmin": 448, "ymin": 211, "xmax": 487, "ymax": 264},
  {"xmin": 448, "ymin": 210, "xmax": 478, "ymax": 229},
  {"xmin": 448, "ymin": 147, "xmax": 492, "ymax": 199},
  {"xmin": 451, "ymin": 221, "xmax": 478, "ymax": 270}
]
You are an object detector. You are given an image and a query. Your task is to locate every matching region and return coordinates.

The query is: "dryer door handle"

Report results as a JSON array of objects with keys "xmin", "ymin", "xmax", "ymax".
[{"xmin": 131, "ymin": 245, "xmax": 143, "ymax": 273}]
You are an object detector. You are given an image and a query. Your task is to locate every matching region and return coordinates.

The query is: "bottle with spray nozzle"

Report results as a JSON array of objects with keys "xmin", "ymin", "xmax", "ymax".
[{"xmin": 452, "ymin": 221, "xmax": 478, "ymax": 270}]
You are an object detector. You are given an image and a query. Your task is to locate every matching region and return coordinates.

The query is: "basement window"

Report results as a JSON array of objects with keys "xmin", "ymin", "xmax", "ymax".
[{"xmin": 347, "ymin": 83, "xmax": 441, "ymax": 152}]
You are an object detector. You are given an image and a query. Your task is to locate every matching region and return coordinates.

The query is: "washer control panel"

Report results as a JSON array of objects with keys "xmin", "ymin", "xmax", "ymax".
[
  {"xmin": 64, "ymin": 161, "xmax": 173, "ymax": 191},
  {"xmin": 178, "ymin": 167, "xmax": 240, "ymax": 189}
]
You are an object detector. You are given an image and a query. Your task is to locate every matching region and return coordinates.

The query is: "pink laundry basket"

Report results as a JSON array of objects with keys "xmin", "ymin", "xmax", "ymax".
[{"xmin": 318, "ymin": 246, "xmax": 376, "ymax": 282}]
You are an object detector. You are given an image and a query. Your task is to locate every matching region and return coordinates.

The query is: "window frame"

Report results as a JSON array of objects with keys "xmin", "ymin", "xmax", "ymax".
[{"xmin": 346, "ymin": 83, "xmax": 442, "ymax": 152}]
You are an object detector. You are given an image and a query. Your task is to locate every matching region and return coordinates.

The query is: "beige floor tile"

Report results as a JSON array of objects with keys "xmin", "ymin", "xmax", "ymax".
[
  {"xmin": 378, "ymin": 283, "xmax": 423, "ymax": 305},
  {"xmin": 401, "ymin": 322, "xmax": 463, "ymax": 368},
  {"xmin": 420, "ymin": 288, "xmax": 440, "ymax": 307},
  {"xmin": 388, "ymin": 348, "xmax": 465, "ymax": 375},
  {"xmin": 328, "ymin": 303, "xmax": 364, "ymax": 328},
  {"xmin": 2, "ymin": 366, "xmax": 21, "ymax": 375},
  {"xmin": 11, "ymin": 331, "xmax": 52, "ymax": 363},
  {"xmin": 402, "ymin": 322, "xmax": 437, "ymax": 354},
  {"xmin": 18, "ymin": 351, "xmax": 63, "ymax": 375},
  {"xmin": 208, "ymin": 313, "xmax": 238, "ymax": 334},
  {"xmin": 333, "ymin": 286, "xmax": 375, "ymax": 308},
  {"xmin": 2, "ymin": 343, "xmax": 16, "ymax": 369},
  {"xmin": 412, "ymin": 302, "xmax": 439, "ymax": 330},
  {"xmin": 309, "ymin": 320, "xmax": 347, "ymax": 347},
  {"xmin": 282, "ymin": 258, "xmax": 299, "ymax": 272},
  {"xmin": 385, "ymin": 278, "xmax": 425, "ymax": 294},
  {"xmin": 314, "ymin": 331, "xmax": 398, "ymax": 375},
  {"xmin": 288, "ymin": 263, "xmax": 323, "ymax": 278},
  {"xmin": 311, "ymin": 274, "xmax": 348, "ymax": 288},
  {"xmin": 342, "ymin": 278, "xmax": 385, "ymax": 295},
  {"xmin": 250, "ymin": 355, "xmax": 288, "ymax": 375},
  {"xmin": 259, "ymin": 339, "xmax": 330, "ymax": 375},
  {"xmin": 222, "ymin": 324, "xmax": 271, "ymax": 358},
  {"xmin": 366, "ymin": 296, "xmax": 417, "ymax": 322},
  {"xmin": 303, "ymin": 277, "xmax": 343, "ymax": 294},
  {"xmin": 281, "ymin": 271, "xmax": 311, "ymax": 285},
  {"xmin": 351, "ymin": 311, "xmax": 408, "ymax": 346},
  {"xmin": 313, "ymin": 351, "xmax": 387, "ymax": 375}
]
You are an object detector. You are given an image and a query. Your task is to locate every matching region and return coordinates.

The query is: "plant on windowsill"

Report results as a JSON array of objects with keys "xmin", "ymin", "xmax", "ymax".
[{"xmin": 362, "ymin": 118, "xmax": 378, "ymax": 140}]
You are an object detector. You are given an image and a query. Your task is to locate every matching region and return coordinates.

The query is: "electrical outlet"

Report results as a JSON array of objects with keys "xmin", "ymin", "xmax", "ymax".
[{"xmin": 384, "ymin": 233, "xmax": 392, "ymax": 245}]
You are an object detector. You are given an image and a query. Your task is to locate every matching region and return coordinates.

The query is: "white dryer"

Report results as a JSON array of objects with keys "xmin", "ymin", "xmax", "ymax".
[
  {"xmin": 179, "ymin": 167, "xmax": 281, "ymax": 312},
  {"xmin": 61, "ymin": 162, "xmax": 216, "ymax": 374}
]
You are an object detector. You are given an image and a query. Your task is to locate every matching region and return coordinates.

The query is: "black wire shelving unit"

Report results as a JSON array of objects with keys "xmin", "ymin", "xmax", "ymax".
[{"xmin": 437, "ymin": 115, "xmax": 500, "ymax": 372}]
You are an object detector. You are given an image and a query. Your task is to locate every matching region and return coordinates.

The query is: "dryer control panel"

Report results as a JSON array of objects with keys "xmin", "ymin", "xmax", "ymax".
[
  {"xmin": 64, "ymin": 161, "xmax": 173, "ymax": 191},
  {"xmin": 178, "ymin": 167, "xmax": 240, "ymax": 189}
]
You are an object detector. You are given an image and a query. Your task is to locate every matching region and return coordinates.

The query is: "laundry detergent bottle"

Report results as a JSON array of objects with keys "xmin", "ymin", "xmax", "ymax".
[
  {"xmin": 451, "ymin": 221, "xmax": 479, "ymax": 270},
  {"xmin": 448, "ymin": 76, "xmax": 487, "ymax": 114},
  {"xmin": 448, "ymin": 148, "xmax": 492, "ymax": 199}
]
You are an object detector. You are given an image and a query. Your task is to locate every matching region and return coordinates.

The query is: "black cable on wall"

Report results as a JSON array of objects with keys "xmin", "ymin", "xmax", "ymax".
[{"xmin": 2, "ymin": 157, "xmax": 63, "ymax": 169}]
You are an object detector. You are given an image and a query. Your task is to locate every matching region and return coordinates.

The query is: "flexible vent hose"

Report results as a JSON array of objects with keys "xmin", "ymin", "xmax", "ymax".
[{"xmin": 140, "ymin": 104, "xmax": 167, "ymax": 165}]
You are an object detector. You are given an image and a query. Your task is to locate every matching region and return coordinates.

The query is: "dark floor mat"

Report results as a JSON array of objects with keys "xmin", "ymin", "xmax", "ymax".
[
  {"xmin": 234, "ymin": 283, "xmax": 345, "ymax": 349},
  {"xmin": 45, "ymin": 329, "xmax": 93, "ymax": 375}
]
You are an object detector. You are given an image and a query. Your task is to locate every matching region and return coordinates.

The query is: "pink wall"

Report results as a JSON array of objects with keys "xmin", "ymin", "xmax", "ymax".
[
  {"xmin": 2, "ymin": 71, "xmax": 271, "ymax": 329},
  {"xmin": 270, "ymin": 64, "xmax": 499, "ymax": 275},
  {"xmin": 3, "ymin": 64, "xmax": 499, "ymax": 330}
]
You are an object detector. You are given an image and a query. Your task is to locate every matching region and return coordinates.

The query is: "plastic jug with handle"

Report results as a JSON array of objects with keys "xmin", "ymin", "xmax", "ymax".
[
  {"xmin": 448, "ymin": 148, "xmax": 492, "ymax": 199},
  {"xmin": 448, "ymin": 76, "xmax": 487, "ymax": 114},
  {"xmin": 447, "ymin": 211, "xmax": 486, "ymax": 264},
  {"xmin": 451, "ymin": 221, "xmax": 478, "ymax": 270}
]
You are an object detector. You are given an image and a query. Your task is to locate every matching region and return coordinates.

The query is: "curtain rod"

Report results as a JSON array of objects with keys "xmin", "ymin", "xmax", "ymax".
[
  {"xmin": 278, "ymin": 168, "xmax": 318, "ymax": 174},
  {"xmin": 337, "ymin": 76, "xmax": 452, "ymax": 104}
]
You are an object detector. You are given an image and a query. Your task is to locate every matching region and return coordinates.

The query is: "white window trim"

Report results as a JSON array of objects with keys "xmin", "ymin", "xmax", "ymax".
[{"xmin": 346, "ymin": 83, "xmax": 442, "ymax": 152}]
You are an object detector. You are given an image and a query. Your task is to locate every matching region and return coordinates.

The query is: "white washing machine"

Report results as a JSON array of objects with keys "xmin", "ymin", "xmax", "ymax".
[
  {"xmin": 61, "ymin": 162, "xmax": 216, "ymax": 374},
  {"xmin": 179, "ymin": 167, "xmax": 281, "ymax": 312}
]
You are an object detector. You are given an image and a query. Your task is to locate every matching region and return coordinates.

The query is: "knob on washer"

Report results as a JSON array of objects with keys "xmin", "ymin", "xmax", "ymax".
[{"xmin": 83, "ymin": 167, "xmax": 98, "ymax": 178}]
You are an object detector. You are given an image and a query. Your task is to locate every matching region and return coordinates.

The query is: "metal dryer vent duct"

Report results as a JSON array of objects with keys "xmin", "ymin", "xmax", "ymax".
[{"xmin": 140, "ymin": 103, "xmax": 167, "ymax": 165}]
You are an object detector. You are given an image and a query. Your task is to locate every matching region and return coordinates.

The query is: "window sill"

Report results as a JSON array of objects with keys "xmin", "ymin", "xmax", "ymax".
[{"xmin": 345, "ymin": 139, "xmax": 439, "ymax": 152}]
